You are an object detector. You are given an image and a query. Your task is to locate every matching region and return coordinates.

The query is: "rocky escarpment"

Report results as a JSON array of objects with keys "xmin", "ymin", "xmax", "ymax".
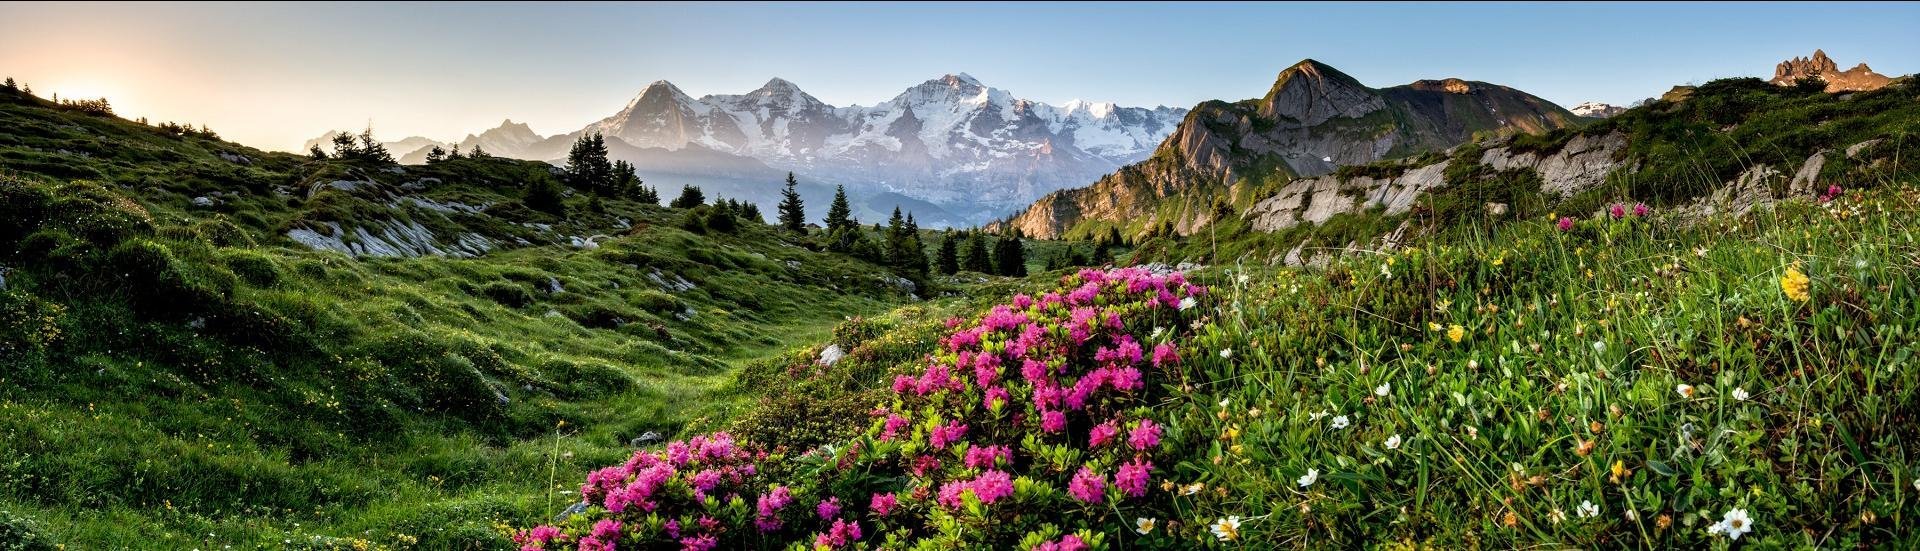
[
  {"xmin": 1000, "ymin": 59, "xmax": 1581, "ymax": 239},
  {"xmin": 1771, "ymin": 49, "xmax": 1892, "ymax": 92},
  {"xmin": 1246, "ymin": 131, "xmax": 1631, "ymax": 233}
]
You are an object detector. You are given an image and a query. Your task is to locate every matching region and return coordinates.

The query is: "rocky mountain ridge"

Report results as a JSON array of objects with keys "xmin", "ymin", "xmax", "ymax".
[
  {"xmin": 998, "ymin": 59, "xmax": 1581, "ymax": 239},
  {"xmin": 1771, "ymin": 49, "xmax": 1892, "ymax": 92}
]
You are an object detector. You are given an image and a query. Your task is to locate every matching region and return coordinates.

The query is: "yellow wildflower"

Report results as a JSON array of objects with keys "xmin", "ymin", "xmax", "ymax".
[
  {"xmin": 1447, "ymin": 324, "xmax": 1465, "ymax": 343},
  {"xmin": 1781, "ymin": 264, "xmax": 1811, "ymax": 302}
]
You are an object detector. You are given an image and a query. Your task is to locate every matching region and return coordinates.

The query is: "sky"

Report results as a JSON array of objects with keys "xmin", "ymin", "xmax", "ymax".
[{"xmin": 2, "ymin": 1, "xmax": 1916, "ymax": 152}]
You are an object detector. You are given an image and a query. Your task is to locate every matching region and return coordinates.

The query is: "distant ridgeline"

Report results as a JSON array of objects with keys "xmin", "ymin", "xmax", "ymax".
[{"xmin": 999, "ymin": 55, "xmax": 1917, "ymax": 267}]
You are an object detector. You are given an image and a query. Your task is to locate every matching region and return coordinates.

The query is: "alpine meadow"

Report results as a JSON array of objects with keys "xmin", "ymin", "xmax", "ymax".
[{"xmin": 2, "ymin": 2, "xmax": 1919, "ymax": 550}]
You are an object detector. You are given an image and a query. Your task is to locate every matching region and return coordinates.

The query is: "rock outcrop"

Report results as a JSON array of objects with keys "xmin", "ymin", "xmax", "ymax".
[
  {"xmin": 1771, "ymin": 49, "xmax": 1892, "ymax": 93},
  {"xmin": 1000, "ymin": 59, "xmax": 1581, "ymax": 239},
  {"xmin": 1244, "ymin": 131, "xmax": 1630, "ymax": 233},
  {"xmin": 1570, "ymin": 101, "xmax": 1626, "ymax": 118}
]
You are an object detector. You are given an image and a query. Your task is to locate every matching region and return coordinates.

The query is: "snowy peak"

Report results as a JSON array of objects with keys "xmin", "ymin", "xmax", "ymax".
[{"xmin": 1569, "ymin": 101, "xmax": 1626, "ymax": 118}]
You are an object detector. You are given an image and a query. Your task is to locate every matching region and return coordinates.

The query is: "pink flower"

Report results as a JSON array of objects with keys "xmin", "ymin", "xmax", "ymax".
[
  {"xmin": 1129, "ymin": 419, "xmax": 1162, "ymax": 450},
  {"xmin": 1115, "ymin": 458, "xmax": 1153, "ymax": 498},
  {"xmin": 817, "ymin": 497, "xmax": 842, "ymax": 519},
  {"xmin": 1632, "ymin": 202, "xmax": 1649, "ymax": 217},
  {"xmin": 891, "ymin": 375, "xmax": 914, "ymax": 394},
  {"xmin": 929, "ymin": 420, "xmax": 968, "ymax": 449},
  {"xmin": 937, "ymin": 469, "xmax": 1015, "ymax": 508},
  {"xmin": 1110, "ymin": 367, "xmax": 1143, "ymax": 392},
  {"xmin": 983, "ymin": 386, "xmax": 1010, "ymax": 410},
  {"xmin": 1151, "ymin": 342, "xmax": 1179, "ymax": 367},
  {"xmin": 511, "ymin": 525, "xmax": 568, "ymax": 549},
  {"xmin": 814, "ymin": 519, "xmax": 863, "ymax": 549},
  {"xmin": 1032, "ymin": 535, "xmax": 1089, "ymax": 551},
  {"xmin": 880, "ymin": 413, "xmax": 909, "ymax": 441},
  {"xmin": 1013, "ymin": 293, "xmax": 1033, "ymax": 310},
  {"xmin": 756, "ymin": 486, "xmax": 793, "ymax": 532},
  {"xmin": 1021, "ymin": 358, "xmax": 1048, "ymax": 383},
  {"xmin": 578, "ymin": 519, "xmax": 622, "ymax": 551},
  {"xmin": 1609, "ymin": 203, "xmax": 1626, "ymax": 219},
  {"xmin": 965, "ymin": 444, "xmax": 1011, "ymax": 469},
  {"xmin": 679, "ymin": 535, "xmax": 717, "ymax": 551},
  {"xmin": 1557, "ymin": 217, "xmax": 1575, "ymax": 232},
  {"xmin": 869, "ymin": 492, "xmax": 897, "ymax": 516},
  {"xmin": 911, "ymin": 454, "xmax": 941, "ymax": 476},
  {"xmin": 1067, "ymin": 466, "xmax": 1106, "ymax": 503},
  {"xmin": 1040, "ymin": 410, "xmax": 1067, "ymax": 432},
  {"xmin": 1089, "ymin": 420, "xmax": 1120, "ymax": 448}
]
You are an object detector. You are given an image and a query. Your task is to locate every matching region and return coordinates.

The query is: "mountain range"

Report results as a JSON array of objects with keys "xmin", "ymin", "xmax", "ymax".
[
  {"xmin": 998, "ymin": 59, "xmax": 1582, "ymax": 239},
  {"xmin": 306, "ymin": 75, "xmax": 1187, "ymax": 226}
]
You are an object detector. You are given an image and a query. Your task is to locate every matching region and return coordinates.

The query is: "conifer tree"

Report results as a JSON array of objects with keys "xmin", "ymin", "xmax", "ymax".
[
  {"xmin": 330, "ymin": 132, "xmax": 360, "ymax": 158},
  {"xmin": 777, "ymin": 172, "xmax": 806, "ymax": 234},
  {"xmin": 825, "ymin": 185, "xmax": 853, "ymax": 233},
  {"xmin": 994, "ymin": 229, "xmax": 1027, "ymax": 277},
  {"xmin": 2, "ymin": 77, "xmax": 13, "ymax": 90},
  {"xmin": 309, "ymin": 145, "xmax": 329, "ymax": 160},
  {"xmin": 635, "ymin": 183, "xmax": 660, "ymax": 205},
  {"xmin": 670, "ymin": 185, "xmax": 706, "ymax": 209},
  {"xmin": 904, "ymin": 213, "xmax": 927, "ymax": 273},
  {"xmin": 612, "ymin": 160, "xmax": 640, "ymax": 197},
  {"xmin": 469, "ymin": 144, "xmax": 489, "ymax": 158},
  {"xmin": 885, "ymin": 207, "xmax": 912, "ymax": 269},
  {"xmin": 936, "ymin": 230, "xmax": 960, "ymax": 275},
  {"xmin": 357, "ymin": 127, "xmax": 394, "ymax": 164},
  {"xmin": 564, "ymin": 133, "xmax": 615, "ymax": 194},
  {"xmin": 425, "ymin": 145, "xmax": 447, "ymax": 163},
  {"xmin": 963, "ymin": 230, "xmax": 994, "ymax": 273}
]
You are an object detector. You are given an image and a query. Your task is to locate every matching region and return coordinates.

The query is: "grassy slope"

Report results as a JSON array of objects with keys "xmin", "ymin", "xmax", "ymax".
[{"xmin": 0, "ymin": 87, "xmax": 928, "ymax": 548}]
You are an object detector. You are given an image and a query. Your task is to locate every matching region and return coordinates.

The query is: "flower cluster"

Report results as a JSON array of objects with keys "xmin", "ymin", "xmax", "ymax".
[{"xmin": 514, "ymin": 268, "xmax": 1205, "ymax": 548}]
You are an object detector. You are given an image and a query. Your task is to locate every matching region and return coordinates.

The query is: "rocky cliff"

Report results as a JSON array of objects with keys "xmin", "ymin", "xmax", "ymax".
[
  {"xmin": 1771, "ymin": 49, "xmax": 1892, "ymax": 92},
  {"xmin": 1000, "ymin": 59, "xmax": 1580, "ymax": 239}
]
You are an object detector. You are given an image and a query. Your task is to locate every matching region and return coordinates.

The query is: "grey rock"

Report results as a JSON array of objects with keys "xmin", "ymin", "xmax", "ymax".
[
  {"xmin": 817, "ymin": 344, "xmax": 846, "ymax": 367},
  {"xmin": 1846, "ymin": 139, "xmax": 1882, "ymax": 159},
  {"xmin": 191, "ymin": 196, "xmax": 215, "ymax": 207},
  {"xmin": 554, "ymin": 501, "xmax": 589, "ymax": 522},
  {"xmin": 545, "ymin": 277, "xmax": 565, "ymax": 294},
  {"xmin": 629, "ymin": 431, "xmax": 664, "ymax": 447}
]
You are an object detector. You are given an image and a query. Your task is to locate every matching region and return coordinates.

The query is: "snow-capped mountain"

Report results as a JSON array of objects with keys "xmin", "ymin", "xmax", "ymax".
[
  {"xmin": 304, "ymin": 75, "xmax": 1185, "ymax": 226},
  {"xmin": 569, "ymin": 74, "xmax": 1186, "ymax": 223},
  {"xmin": 1569, "ymin": 101, "xmax": 1626, "ymax": 118}
]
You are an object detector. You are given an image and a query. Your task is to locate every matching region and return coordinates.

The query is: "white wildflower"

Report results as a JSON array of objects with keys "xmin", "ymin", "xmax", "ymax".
[
  {"xmin": 1330, "ymin": 415, "xmax": 1350, "ymax": 429},
  {"xmin": 1375, "ymin": 382, "xmax": 1391, "ymax": 396},
  {"xmin": 1384, "ymin": 434, "xmax": 1402, "ymax": 450},
  {"xmin": 1134, "ymin": 517, "xmax": 1156, "ymax": 535},
  {"xmin": 1297, "ymin": 468, "xmax": 1318, "ymax": 488},
  {"xmin": 1732, "ymin": 387, "xmax": 1749, "ymax": 401},
  {"xmin": 1210, "ymin": 516, "xmax": 1242, "ymax": 542},
  {"xmin": 1577, "ymin": 500, "xmax": 1600, "ymax": 519}
]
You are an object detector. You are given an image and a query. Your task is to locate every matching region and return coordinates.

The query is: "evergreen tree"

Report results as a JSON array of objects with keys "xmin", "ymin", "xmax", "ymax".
[
  {"xmin": 1107, "ymin": 227, "xmax": 1125, "ymax": 247},
  {"xmin": 994, "ymin": 229, "xmax": 1027, "ymax": 277},
  {"xmin": 330, "ymin": 132, "xmax": 360, "ymax": 158},
  {"xmin": 1091, "ymin": 238, "xmax": 1112, "ymax": 265},
  {"xmin": 425, "ymin": 145, "xmax": 448, "ymax": 163},
  {"xmin": 635, "ymin": 183, "xmax": 660, "ymax": 205},
  {"xmin": 777, "ymin": 172, "xmax": 806, "ymax": 234},
  {"xmin": 612, "ymin": 160, "xmax": 640, "ymax": 198},
  {"xmin": 963, "ymin": 230, "xmax": 994, "ymax": 273},
  {"xmin": 705, "ymin": 204, "xmax": 738, "ymax": 233},
  {"xmin": 2, "ymin": 77, "xmax": 13, "ymax": 90},
  {"xmin": 670, "ymin": 185, "xmax": 706, "ymax": 209},
  {"xmin": 563, "ymin": 133, "xmax": 615, "ymax": 194},
  {"xmin": 469, "ymin": 144, "xmax": 489, "ymax": 158},
  {"xmin": 741, "ymin": 202, "xmax": 763, "ymax": 223},
  {"xmin": 885, "ymin": 207, "xmax": 912, "ymax": 269},
  {"xmin": 524, "ymin": 176, "xmax": 566, "ymax": 214},
  {"xmin": 904, "ymin": 214, "xmax": 928, "ymax": 273},
  {"xmin": 824, "ymin": 185, "xmax": 853, "ymax": 233},
  {"xmin": 308, "ymin": 145, "xmax": 329, "ymax": 160},
  {"xmin": 357, "ymin": 127, "xmax": 394, "ymax": 164},
  {"xmin": 447, "ymin": 144, "xmax": 464, "ymax": 160},
  {"xmin": 936, "ymin": 230, "xmax": 960, "ymax": 275}
]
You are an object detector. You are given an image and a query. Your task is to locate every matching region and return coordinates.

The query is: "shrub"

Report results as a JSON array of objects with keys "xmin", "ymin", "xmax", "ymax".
[
  {"xmin": 515, "ymin": 267, "xmax": 1208, "ymax": 548},
  {"xmin": 221, "ymin": 250, "xmax": 282, "ymax": 287}
]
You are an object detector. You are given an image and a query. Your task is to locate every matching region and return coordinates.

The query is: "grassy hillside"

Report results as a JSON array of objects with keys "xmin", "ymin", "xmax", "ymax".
[
  {"xmin": 1129, "ymin": 77, "xmax": 1919, "ymax": 267},
  {"xmin": 0, "ymin": 85, "xmax": 945, "ymax": 547},
  {"xmin": 515, "ymin": 180, "xmax": 1920, "ymax": 549}
]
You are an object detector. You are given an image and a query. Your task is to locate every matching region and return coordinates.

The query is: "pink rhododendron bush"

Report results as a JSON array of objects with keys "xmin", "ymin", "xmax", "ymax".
[{"xmin": 515, "ymin": 268, "xmax": 1207, "ymax": 549}]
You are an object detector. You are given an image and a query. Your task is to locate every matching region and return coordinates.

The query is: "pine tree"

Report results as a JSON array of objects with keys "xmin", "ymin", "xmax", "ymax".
[
  {"xmin": 309, "ymin": 145, "xmax": 329, "ymax": 160},
  {"xmin": 994, "ymin": 229, "xmax": 1027, "ymax": 277},
  {"xmin": 741, "ymin": 202, "xmax": 763, "ymax": 223},
  {"xmin": 825, "ymin": 185, "xmax": 853, "ymax": 233},
  {"xmin": 963, "ymin": 230, "xmax": 993, "ymax": 273},
  {"xmin": 777, "ymin": 172, "xmax": 806, "ymax": 234},
  {"xmin": 447, "ymin": 144, "xmax": 464, "ymax": 160},
  {"xmin": 425, "ymin": 145, "xmax": 447, "ymax": 163},
  {"xmin": 564, "ymin": 133, "xmax": 615, "ymax": 194},
  {"xmin": 330, "ymin": 132, "xmax": 360, "ymax": 158},
  {"xmin": 524, "ymin": 176, "xmax": 566, "ymax": 214},
  {"xmin": 936, "ymin": 230, "xmax": 960, "ymax": 275},
  {"xmin": 885, "ymin": 207, "xmax": 912, "ymax": 269},
  {"xmin": 2, "ymin": 77, "xmax": 13, "ymax": 91},
  {"xmin": 612, "ymin": 160, "xmax": 640, "ymax": 198},
  {"xmin": 357, "ymin": 127, "xmax": 394, "ymax": 164},
  {"xmin": 904, "ymin": 214, "xmax": 928, "ymax": 273},
  {"xmin": 635, "ymin": 183, "xmax": 660, "ymax": 205},
  {"xmin": 469, "ymin": 144, "xmax": 489, "ymax": 159},
  {"xmin": 670, "ymin": 185, "xmax": 706, "ymax": 209}
]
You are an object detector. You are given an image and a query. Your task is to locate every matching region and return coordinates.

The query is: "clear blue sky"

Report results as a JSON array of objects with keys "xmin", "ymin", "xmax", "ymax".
[{"xmin": 3, "ymin": 1, "xmax": 1915, "ymax": 151}]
